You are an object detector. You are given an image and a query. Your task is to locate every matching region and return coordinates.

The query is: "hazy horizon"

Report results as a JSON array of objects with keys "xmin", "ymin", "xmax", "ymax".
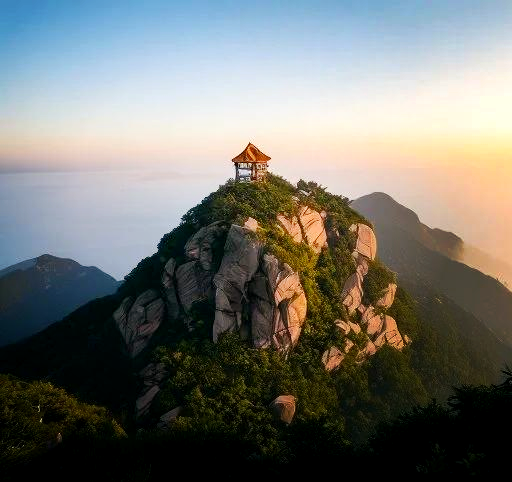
[{"xmin": 1, "ymin": 164, "xmax": 511, "ymax": 284}]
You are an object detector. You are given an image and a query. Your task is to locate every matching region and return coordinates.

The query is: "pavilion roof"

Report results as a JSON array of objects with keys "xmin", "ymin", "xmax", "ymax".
[{"xmin": 232, "ymin": 143, "xmax": 271, "ymax": 164}]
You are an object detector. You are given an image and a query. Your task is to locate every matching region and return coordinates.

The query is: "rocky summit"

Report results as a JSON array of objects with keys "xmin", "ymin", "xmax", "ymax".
[{"xmin": 109, "ymin": 174, "xmax": 408, "ymax": 423}]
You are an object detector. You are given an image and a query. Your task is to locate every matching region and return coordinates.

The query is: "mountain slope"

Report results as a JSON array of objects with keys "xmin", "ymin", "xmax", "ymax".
[
  {"xmin": 1, "ymin": 174, "xmax": 510, "ymax": 457},
  {"xmin": 0, "ymin": 254, "xmax": 119, "ymax": 346},
  {"xmin": 352, "ymin": 193, "xmax": 512, "ymax": 348}
]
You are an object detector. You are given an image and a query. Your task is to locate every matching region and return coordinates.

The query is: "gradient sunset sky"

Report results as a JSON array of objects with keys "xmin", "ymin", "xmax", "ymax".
[
  {"xmin": 1, "ymin": 0, "xmax": 511, "ymax": 172},
  {"xmin": 1, "ymin": 1, "xmax": 512, "ymax": 273}
]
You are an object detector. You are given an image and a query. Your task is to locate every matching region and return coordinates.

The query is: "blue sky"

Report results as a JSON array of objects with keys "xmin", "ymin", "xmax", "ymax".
[{"xmin": 1, "ymin": 1, "xmax": 511, "ymax": 171}]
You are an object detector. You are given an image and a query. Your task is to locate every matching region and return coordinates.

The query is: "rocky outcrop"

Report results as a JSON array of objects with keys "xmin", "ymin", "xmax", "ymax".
[
  {"xmin": 250, "ymin": 255, "xmax": 307, "ymax": 351},
  {"xmin": 176, "ymin": 261, "xmax": 213, "ymax": 315},
  {"xmin": 184, "ymin": 221, "xmax": 229, "ymax": 271},
  {"xmin": 139, "ymin": 362, "xmax": 168, "ymax": 389},
  {"xmin": 322, "ymin": 339, "xmax": 355, "ymax": 371},
  {"xmin": 322, "ymin": 346, "xmax": 345, "ymax": 371},
  {"xmin": 113, "ymin": 290, "xmax": 165, "ymax": 358},
  {"xmin": 277, "ymin": 205, "xmax": 327, "ymax": 254},
  {"xmin": 340, "ymin": 272, "xmax": 364, "ymax": 313},
  {"xmin": 244, "ymin": 217, "xmax": 259, "ymax": 232},
  {"xmin": 350, "ymin": 223, "xmax": 377, "ymax": 260},
  {"xmin": 270, "ymin": 395, "xmax": 296, "ymax": 424},
  {"xmin": 277, "ymin": 215, "xmax": 302, "ymax": 242},
  {"xmin": 374, "ymin": 315, "xmax": 404, "ymax": 350},
  {"xmin": 213, "ymin": 224, "xmax": 262, "ymax": 341},
  {"xmin": 327, "ymin": 222, "xmax": 407, "ymax": 368},
  {"xmin": 335, "ymin": 319, "xmax": 351, "ymax": 335},
  {"xmin": 161, "ymin": 258, "xmax": 180, "ymax": 320},
  {"xmin": 298, "ymin": 206, "xmax": 327, "ymax": 253}
]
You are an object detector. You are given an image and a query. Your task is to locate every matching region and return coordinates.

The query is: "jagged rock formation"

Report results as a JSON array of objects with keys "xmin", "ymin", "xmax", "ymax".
[
  {"xmin": 277, "ymin": 205, "xmax": 327, "ymax": 253},
  {"xmin": 213, "ymin": 224, "xmax": 262, "ymax": 341},
  {"xmin": 113, "ymin": 220, "xmax": 307, "ymax": 358},
  {"xmin": 161, "ymin": 258, "xmax": 180, "ymax": 321},
  {"xmin": 113, "ymin": 290, "xmax": 165, "ymax": 358},
  {"xmin": 321, "ymin": 223, "xmax": 408, "ymax": 371}
]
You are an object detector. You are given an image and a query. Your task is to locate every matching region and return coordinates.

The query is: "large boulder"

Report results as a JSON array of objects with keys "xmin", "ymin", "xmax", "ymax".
[
  {"xmin": 113, "ymin": 289, "xmax": 165, "ymax": 358},
  {"xmin": 277, "ymin": 206, "xmax": 327, "ymax": 254},
  {"xmin": 249, "ymin": 255, "xmax": 307, "ymax": 351},
  {"xmin": 340, "ymin": 271, "xmax": 364, "ymax": 313},
  {"xmin": 249, "ymin": 272, "xmax": 274, "ymax": 348},
  {"xmin": 373, "ymin": 315, "xmax": 405, "ymax": 350},
  {"xmin": 264, "ymin": 255, "xmax": 307, "ymax": 351},
  {"xmin": 270, "ymin": 395, "xmax": 296, "ymax": 424},
  {"xmin": 176, "ymin": 261, "xmax": 213, "ymax": 315},
  {"xmin": 213, "ymin": 225, "xmax": 262, "ymax": 341},
  {"xmin": 184, "ymin": 221, "xmax": 229, "ymax": 271},
  {"xmin": 335, "ymin": 319, "xmax": 351, "ymax": 335},
  {"xmin": 273, "ymin": 269, "xmax": 307, "ymax": 350},
  {"xmin": 298, "ymin": 206, "xmax": 327, "ymax": 253},
  {"xmin": 350, "ymin": 223, "xmax": 377, "ymax": 260},
  {"xmin": 277, "ymin": 214, "xmax": 303, "ymax": 243},
  {"xmin": 356, "ymin": 340, "xmax": 377, "ymax": 363},
  {"xmin": 161, "ymin": 257, "xmax": 180, "ymax": 320}
]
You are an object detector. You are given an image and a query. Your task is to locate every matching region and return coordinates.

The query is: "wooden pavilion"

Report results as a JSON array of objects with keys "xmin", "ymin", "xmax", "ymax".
[{"xmin": 232, "ymin": 143, "xmax": 270, "ymax": 182}]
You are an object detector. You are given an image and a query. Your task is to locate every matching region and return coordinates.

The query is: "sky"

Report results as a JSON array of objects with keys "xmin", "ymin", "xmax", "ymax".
[{"xmin": 1, "ymin": 0, "xmax": 512, "ymax": 274}]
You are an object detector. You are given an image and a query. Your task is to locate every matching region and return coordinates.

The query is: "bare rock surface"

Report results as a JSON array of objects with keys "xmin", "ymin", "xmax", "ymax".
[
  {"xmin": 157, "ymin": 406, "xmax": 183, "ymax": 430},
  {"xmin": 270, "ymin": 395, "xmax": 296, "ymax": 424},
  {"xmin": 184, "ymin": 221, "xmax": 229, "ymax": 271},
  {"xmin": 135, "ymin": 385, "xmax": 160, "ymax": 419},
  {"xmin": 139, "ymin": 362, "xmax": 168, "ymax": 388},
  {"xmin": 341, "ymin": 272, "xmax": 364, "ymax": 313},
  {"xmin": 176, "ymin": 261, "xmax": 213, "ymax": 314},
  {"xmin": 244, "ymin": 217, "xmax": 259, "ymax": 232},
  {"xmin": 374, "ymin": 315, "xmax": 405, "ymax": 350},
  {"xmin": 277, "ymin": 205, "xmax": 327, "ymax": 253},
  {"xmin": 350, "ymin": 223, "xmax": 377, "ymax": 260},
  {"xmin": 335, "ymin": 319, "xmax": 351, "ymax": 335},
  {"xmin": 277, "ymin": 214, "xmax": 302, "ymax": 242},
  {"xmin": 161, "ymin": 257, "xmax": 180, "ymax": 320},
  {"xmin": 213, "ymin": 225, "xmax": 262, "ymax": 341},
  {"xmin": 298, "ymin": 206, "xmax": 327, "ymax": 253},
  {"xmin": 114, "ymin": 289, "xmax": 164, "ymax": 358}
]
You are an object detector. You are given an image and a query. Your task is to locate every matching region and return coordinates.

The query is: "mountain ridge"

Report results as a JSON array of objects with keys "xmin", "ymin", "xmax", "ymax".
[{"xmin": 0, "ymin": 254, "xmax": 119, "ymax": 346}]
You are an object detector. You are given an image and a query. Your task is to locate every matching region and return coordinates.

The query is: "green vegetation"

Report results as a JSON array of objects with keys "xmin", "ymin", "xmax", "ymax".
[
  {"xmin": 0, "ymin": 374, "xmax": 124, "ymax": 472},
  {"xmin": 1, "ymin": 172, "xmax": 511, "ymax": 479}
]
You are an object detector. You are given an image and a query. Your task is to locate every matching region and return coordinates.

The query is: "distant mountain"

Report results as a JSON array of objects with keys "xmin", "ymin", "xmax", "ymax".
[
  {"xmin": 0, "ymin": 254, "xmax": 119, "ymax": 346},
  {"xmin": 351, "ymin": 192, "xmax": 464, "ymax": 260},
  {"xmin": 352, "ymin": 192, "xmax": 512, "ymax": 287},
  {"xmin": 352, "ymin": 192, "xmax": 512, "ymax": 348}
]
